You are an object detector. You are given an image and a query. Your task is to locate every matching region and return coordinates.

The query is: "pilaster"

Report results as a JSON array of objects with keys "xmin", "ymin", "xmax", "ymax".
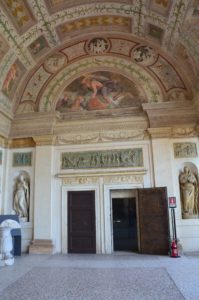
[{"xmin": 29, "ymin": 138, "xmax": 55, "ymax": 254}]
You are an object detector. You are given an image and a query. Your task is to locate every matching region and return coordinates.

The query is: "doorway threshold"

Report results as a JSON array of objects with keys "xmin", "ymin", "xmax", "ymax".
[{"xmin": 113, "ymin": 251, "xmax": 139, "ymax": 256}]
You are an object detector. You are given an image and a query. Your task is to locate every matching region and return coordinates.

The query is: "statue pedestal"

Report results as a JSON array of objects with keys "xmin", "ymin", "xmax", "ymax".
[{"xmin": 182, "ymin": 213, "xmax": 198, "ymax": 219}]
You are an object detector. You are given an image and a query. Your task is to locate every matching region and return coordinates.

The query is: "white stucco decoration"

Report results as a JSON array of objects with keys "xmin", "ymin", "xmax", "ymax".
[
  {"xmin": 0, "ymin": 219, "xmax": 21, "ymax": 229},
  {"xmin": 0, "ymin": 227, "xmax": 14, "ymax": 266}
]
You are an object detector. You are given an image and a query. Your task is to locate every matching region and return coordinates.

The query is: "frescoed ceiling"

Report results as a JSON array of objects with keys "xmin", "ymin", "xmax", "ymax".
[{"xmin": 0, "ymin": 0, "xmax": 198, "ymax": 138}]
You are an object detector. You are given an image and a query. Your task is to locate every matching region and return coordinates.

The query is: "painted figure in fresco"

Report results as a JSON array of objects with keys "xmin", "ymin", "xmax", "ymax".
[
  {"xmin": 30, "ymin": 37, "xmax": 47, "ymax": 55},
  {"xmin": 56, "ymin": 92, "xmax": 70, "ymax": 110},
  {"xmin": 81, "ymin": 74, "xmax": 120, "ymax": 110},
  {"xmin": 56, "ymin": 71, "xmax": 143, "ymax": 112},
  {"xmin": 2, "ymin": 63, "xmax": 17, "ymax": 94},
  {"xmin": 179, "ymin": 166, "xmax": 198, "ymax": 218},
  {"xmin": 70, "ymin": 96, "xmax": 84, "ymax": 111},
  {"xmin": 13, "ymin": 174, "xmax": 30, "ymax": 220}
]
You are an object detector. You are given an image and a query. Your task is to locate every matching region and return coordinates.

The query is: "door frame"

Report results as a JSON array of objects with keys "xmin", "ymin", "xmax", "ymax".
[
  {"xmin": 104, "ymin": 183, "xmax": 143, "ymax": 254},
  {"xmin": 61, "ymin": 185, "xmax": 100, "ymax": 254}
]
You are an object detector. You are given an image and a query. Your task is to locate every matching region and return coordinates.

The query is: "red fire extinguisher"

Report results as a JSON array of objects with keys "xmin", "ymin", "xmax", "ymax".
[{"xmin": 170, "ymin": 240, "xmax": 179, "ymax": 258}]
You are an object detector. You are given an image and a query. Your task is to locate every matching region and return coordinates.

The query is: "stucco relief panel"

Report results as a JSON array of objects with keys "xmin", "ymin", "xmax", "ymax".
[
  {"xmin": 43, "ymin": 52, "xmax": 67, "ymax": 73},
  {"xmin": 174, "ymin": 143, "xmax": 198, "ymax": 158},
  {"xmin": 131, "ymin": 45, "xmax": 158, "ymax": 66}
]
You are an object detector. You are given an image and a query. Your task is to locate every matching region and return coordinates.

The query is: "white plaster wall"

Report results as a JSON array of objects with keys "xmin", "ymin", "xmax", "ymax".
[
  {"xmin": 151, "ymin": 138, "xmax": 174, "ymax": 196},
  {"xmin": 3, "ymin": 147, "xmax": 35, "ymax": 252}
]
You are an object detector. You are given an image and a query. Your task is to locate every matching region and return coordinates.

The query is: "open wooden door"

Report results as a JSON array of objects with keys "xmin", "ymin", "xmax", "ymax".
[{"xmin": 138, "ymin": 187, "xmax": 169, "ymax": 255}]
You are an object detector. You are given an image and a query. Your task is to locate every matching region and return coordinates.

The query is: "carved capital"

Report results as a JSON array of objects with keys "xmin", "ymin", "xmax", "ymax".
[
  {"xmin": 196, "ymin": 125, "xmax": 199, "ymax": 136},
  {"xmin": 147, "ymin": 127, "xmax": 172, "ymax": 138},
  {"xmin": 7, "ymin": 138, "xmax": 35, "ymax": 149},
  {"xmin": 0, "ymin": 136, "xmax": 7, "ymax": 148},
  {"xmin": 33, "ymin": 135, "xmax": 56, "ymax": 146}
]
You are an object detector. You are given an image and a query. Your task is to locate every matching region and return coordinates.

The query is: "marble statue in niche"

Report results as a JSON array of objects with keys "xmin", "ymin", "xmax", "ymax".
[
  {"xmin": 179, "ymin": 166, "xmax": 199, "ymax": 219},
  {"xmin": 13, "ymin": 172, "xmax": 30, "ymax": 222}
]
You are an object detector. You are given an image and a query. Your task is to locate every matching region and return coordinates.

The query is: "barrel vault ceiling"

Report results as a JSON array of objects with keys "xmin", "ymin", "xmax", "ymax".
[{"xmin": 0, "ymin": 0, "xmax": 198, "ymax": 139}]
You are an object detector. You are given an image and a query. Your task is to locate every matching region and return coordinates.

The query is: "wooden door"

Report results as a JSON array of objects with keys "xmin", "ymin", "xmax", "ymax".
[
  {"xmin": 138, "ymin": 187, "xmax": 169, "ymax": 255},
  {"xmin": 68, "ymin": 191, "xmax": 96, "ymax": 253}
]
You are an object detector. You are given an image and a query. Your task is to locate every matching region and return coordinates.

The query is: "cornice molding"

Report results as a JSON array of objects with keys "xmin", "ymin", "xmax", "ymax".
[
  {"xmin": 0, "ymin": 136, "xmax": 7, "ymax": 148},
  {"xmin": 33, "ymin": 135, "xmax": 56, "ymax": 146},
  {"xmin": 147, "ymin": 127, "xmax": 172, "ymax": 139},
  {"xmin": 143, "ymin": 101, "xmax": 198, "ymax": 128},
  {"xmin": 148, "ymin": 126, "xmax": 198, "ymax": 139},
  {"xmin": 7, "ymin": 138, "xmax": 35, "ymax": 149}
]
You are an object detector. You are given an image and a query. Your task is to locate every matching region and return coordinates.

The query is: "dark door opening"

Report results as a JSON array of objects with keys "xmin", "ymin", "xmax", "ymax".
[
  {"xmin": 112, "ymin": 197, "xmax": 138, "ymax": 251},
  {"xmin": 68, "ymin": 191, "xmax": 96, "ymax": 253}
]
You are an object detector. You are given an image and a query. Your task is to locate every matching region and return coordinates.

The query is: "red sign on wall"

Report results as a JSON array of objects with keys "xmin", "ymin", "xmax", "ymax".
[{"xmin": 168, "ymin": 197, "xmax": 176, "ymax": 208}]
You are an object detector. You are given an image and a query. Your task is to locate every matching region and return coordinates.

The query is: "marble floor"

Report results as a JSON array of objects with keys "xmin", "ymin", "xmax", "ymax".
[{"xmin": 0, "ymin": 252, "xmax": 199, "ymax": 300}]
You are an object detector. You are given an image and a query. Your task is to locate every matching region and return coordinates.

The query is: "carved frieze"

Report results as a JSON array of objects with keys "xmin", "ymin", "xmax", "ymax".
[
  {"xmin": 61, "ymin": 148, "xmax": 143, "ymax": 170},
  {"xmin": 172, "ymin": 127, "xmax": 197, "ymax": 138},
  {"xmin": 174, "ymin": 143, "xmax": 198, "ymax": 158},
  {"xmin": 56, "ymin": 130, "xmax": 147, "ymax": 145},
  {"xmin": 103, "ymin": 175, "xmax": 143, "ymax": 184},
  {"xmin": 62, "ymin": 176, "xmax": 99, "ymax": 185}
]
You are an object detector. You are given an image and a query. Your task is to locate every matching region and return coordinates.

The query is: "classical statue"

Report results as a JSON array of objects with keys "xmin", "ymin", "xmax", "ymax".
[
  {"xmin": 179, "ymin": 166, "xmax": 198, "ymax": 218},
  {"xmin": 13, "ymin": 174, "xmax": 30, "ymax": 221}
]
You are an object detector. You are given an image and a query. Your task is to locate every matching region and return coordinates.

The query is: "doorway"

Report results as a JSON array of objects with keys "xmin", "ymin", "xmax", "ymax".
[
  {"xmin": 112, "ymin": 195, "xmax": 138, "ymax": 252},
  {"xmin": 111, "ymin": 187, "xmax": 169, "ymax": 254},
  {"xmin": 68, "ymin": 190, "xmax": 96, "ymax": 253}
]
